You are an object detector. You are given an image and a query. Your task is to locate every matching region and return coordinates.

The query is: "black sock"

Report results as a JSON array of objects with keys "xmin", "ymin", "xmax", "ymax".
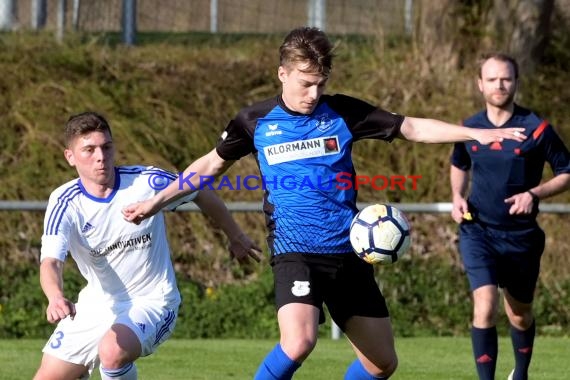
[
  {"xmin": 471, "ymin": 326, "xmax": 498, "ymax": 380},
  {"xmin": 510, "ymin": 320, "xmax": 535, "ymax": 380}
]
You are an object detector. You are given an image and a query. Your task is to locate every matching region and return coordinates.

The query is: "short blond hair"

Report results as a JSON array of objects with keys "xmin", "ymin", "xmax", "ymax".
[{"xmin": 279, "ymin": 27, "xmax": 334, "ymax": 76}]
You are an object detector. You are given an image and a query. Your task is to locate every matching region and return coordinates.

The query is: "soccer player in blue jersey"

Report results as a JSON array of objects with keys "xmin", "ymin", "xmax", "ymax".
[
  {"xmin": 450, "ymin": 53, "xmax": 570, "ymax": 380},
  {"xmin": 34, "ymin": 112, "xmax": 260, "ymax": 380},
  {"xmin": 123, "ymin": 28, "xmax": 527, "ymax": 379}
]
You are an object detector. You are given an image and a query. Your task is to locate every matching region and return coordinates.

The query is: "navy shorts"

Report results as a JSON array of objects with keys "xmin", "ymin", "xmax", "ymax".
[
  {"xmin": 459, "ymin": 222, "xmax": 545, "ymax": 303},
  {"xmin": 270, "ymin": 252, "xmax": 389, "ymax": 330}
]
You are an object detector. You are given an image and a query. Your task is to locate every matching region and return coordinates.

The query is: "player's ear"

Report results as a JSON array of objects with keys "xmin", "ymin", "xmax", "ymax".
[
  {"xmin": 278, "ymin": 66, "xmax": 288, "ymax": 84},
  {"xmin": 64, "ymin": 148, "xmax": 75, "ymax": 166}
]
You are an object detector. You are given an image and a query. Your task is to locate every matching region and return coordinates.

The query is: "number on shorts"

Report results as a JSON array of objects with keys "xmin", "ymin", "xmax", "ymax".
[{"xmin": 48, "ymin": 330, "xmax": 65, "ymax": 349}]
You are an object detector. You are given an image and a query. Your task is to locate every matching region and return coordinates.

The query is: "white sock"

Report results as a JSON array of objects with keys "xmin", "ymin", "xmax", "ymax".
[{"xmin": 100, "ymin": 362, "xmax": 138, "ymax": 380}]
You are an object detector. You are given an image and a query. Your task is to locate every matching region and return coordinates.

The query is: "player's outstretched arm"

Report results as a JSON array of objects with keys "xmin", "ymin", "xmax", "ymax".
[
  {"xmin": 40, "ymin": 258, "xmax": 76, "ymax": 323},
  {"xmin": 193, "ymin": 189, "xmax": 262, "ymax": 263},
  {"xmin": 399, "ymin": 117, "xmax": 527, "ymax": 144},
  {"xmin": 123, "ymin": 149, "xmax": 233, "ymax": 224}
]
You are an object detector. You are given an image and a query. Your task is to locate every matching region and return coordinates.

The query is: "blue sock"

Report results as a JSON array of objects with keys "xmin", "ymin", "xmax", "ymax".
[
  {"xmin": 345, "ymin": 359, "xmax": 389, "ymax": 379},
  {"xmin": 253, "ymin": 343, "xmax": 301, "ymax": 380},
  {"xmin": 471, "ymin": 326, "xmax": 498, "ymax": 380},
  {"xmin": 510, "ymin": 320, "xmax": 535, "ymax": 380}
]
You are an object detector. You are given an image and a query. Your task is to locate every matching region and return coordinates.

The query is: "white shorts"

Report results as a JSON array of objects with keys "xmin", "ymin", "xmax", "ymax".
[{"xmin": 42, "ymin": 298, "xmax": 179, "ymax": 375}]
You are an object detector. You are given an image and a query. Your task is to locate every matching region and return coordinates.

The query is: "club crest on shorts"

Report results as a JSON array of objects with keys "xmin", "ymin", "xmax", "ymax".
[{"xmin": 291, "ymin": 281, "xmax": 310, "ymax": 297}]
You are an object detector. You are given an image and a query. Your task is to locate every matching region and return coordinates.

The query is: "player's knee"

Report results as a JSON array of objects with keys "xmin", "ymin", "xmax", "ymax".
[
  {"xmin": 504, "ymin": 300, "xmax": 533, "ymax": 329},
  {"xmin": 367, "ymin": 354, "xmax": 398, "ymax": 378},
  {"xmin": 281, "ymin": 336, "xmax": 317, "ymax": 362},
  {"xmin": 507, "ymin": 310, "xmax": 534, "ymax": 330},
  {"xmin": 473, "ymin": 304, "xmax": 498, "ymax": 327},
  {"xmin": 98, "ymin": 325, "xmax": 142, "ymax": 369},
  {"xmin": 382, "ymin": 351, "xmax": 399, "ymax": 377},
  {"xmin": 98, "ymin": 341, "xmax": 131, "ymax": 369},
  {"xmin": 473, "ymin": 313, "xmax": 497, "ymax": 327}
]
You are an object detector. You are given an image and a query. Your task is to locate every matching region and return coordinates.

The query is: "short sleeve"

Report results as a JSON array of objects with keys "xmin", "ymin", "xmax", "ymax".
[
  {"xmin": 216, "ymin": 114, "xmax": 256, "ymax": 161},
  {"xmin": 41, "ymin": 192, "xmax": 74, "ymax": 262},
  {"xmin": 541, "ymin": 124, "xmax": 570, "ymax": 175},
  {"xmin": 326, "ymin": 94, "xmax": 404, "ymax": 142},
  {"xmin": 450, "ymin": 142, "xmax": 471, "ymax": 171}
]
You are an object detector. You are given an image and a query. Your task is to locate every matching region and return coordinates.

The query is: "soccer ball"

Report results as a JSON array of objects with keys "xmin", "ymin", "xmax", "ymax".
[{"xmin": 349, "ymin": 204, "xmax": 411, "ymax": 265}]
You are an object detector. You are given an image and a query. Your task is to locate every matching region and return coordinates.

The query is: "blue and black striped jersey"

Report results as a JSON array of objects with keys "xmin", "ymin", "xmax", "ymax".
[{"xmin": 216, "ymin": 94, "xmax": 404, "ymax": 255}]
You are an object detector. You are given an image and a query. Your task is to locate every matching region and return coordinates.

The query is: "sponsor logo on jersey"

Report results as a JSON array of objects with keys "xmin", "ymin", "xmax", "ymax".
[
  {"xmin": 264, "ymin": 136, "xmax": 340, "ymax": 165},
  {"xmin": 90, "ymin": 233, "xmax": 152, "ymax": 257},
  {"xmin": 81, "ymin": 222, "xmax": 94, "ymax": 234},
  {"xmin": 265, "ymin": 123, "xmax": 283, "ymax": 137},
  {"xmin": 315, "ymin": 113, "xmax": 332, "ymax": 131},
  {"xmin": 136, "ymin": 322, "xmax": 146, "ymax": 333}
]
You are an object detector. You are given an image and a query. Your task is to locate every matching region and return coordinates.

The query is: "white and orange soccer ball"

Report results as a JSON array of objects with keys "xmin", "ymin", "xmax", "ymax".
[{"xmin": 349, "ymin": 204, "xmax": 411, "ymax": 265}]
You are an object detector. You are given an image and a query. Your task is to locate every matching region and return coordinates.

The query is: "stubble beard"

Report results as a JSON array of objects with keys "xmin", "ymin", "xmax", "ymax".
[{"xmin": 485, "ymin": 91, "xmax": 515, "ymax": 109}]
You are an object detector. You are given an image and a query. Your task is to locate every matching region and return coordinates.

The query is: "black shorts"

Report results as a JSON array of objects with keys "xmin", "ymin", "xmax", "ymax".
[{"xmin": 271, "ymin": 252, "xmax": 389, "ymax": 329}]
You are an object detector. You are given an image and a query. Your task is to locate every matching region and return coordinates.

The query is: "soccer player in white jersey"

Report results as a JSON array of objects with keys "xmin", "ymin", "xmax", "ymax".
[{"xmin": 33, "ymin": 112, "xmax": 261, "ymax": 380}]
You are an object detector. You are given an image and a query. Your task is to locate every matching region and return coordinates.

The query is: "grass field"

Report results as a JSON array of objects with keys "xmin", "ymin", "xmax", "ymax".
[{"xmin": 2, "ymin": 337, "xmax": 568, "ymax": 379}]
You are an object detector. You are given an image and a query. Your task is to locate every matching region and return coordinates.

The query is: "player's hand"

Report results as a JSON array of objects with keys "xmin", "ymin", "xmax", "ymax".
[
  {"xmin": 504, "ymin": 191, "xmax": 535, "ymax": 215},
  {"xmin": 122, "ymin": 199, "xmax": 161, "ymax": 225},
  {"xmin": 451, "ymin": 196, "xmax": 470, "ymax": 224},
  {"xmin": 46, "ymin": 295, "xmax": 76, "ymax": 324},
  {"xmin": 473, "ymin": 127, "xmax": 526, "ymax": 145},
  {"xmin": 229, "ymin": 232, "xmax": 262, "ymax": 264}
]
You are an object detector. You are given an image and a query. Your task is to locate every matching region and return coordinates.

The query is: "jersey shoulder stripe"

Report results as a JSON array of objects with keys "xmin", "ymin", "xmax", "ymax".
[
  {"xmin": 118, "ymin": 165, "xmax": 177, "ymax": 180},
  {"xmin": 45, "ymin": 183, "xmax": 82, "ymax": 235},
  {"xmin": 532, "ymin": 120, "xmax": 549, "ymax": 140},
  {"xmin": 117, "ymin": 165, "xmax": 144, "ymax": 173},
  {"xmin": 141, "ymin": 167, "xmax": 177, "ymax": 180}
]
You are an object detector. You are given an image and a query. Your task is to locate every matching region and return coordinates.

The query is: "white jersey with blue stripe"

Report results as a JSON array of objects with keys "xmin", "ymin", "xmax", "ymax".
[
  {"xmin": 41, "ymin": 165, "xmax": 196, "ymax": 305},
  {"xmin": 216, "ymin": 94, "xmax": 404, "ymax": 255}
]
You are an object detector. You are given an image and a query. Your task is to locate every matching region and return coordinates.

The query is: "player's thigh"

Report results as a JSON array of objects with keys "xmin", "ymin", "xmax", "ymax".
[
  {"xmin": 344, "ymin": 316, "xmax": 396, "ymax": 369},
  {"xmin": 277, "ymin": 302, "xmax": 320, "ymax": 360},
  {"xmin": 34, "ymin": 352, "xmax": 89, "ymax": 380},
  {"xmin": 503, "ymin": 288, "xmax": 534, "ymax": 329}
]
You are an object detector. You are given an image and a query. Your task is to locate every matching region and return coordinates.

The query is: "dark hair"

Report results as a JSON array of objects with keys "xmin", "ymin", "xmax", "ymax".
[
  {"xmin": 64, "ymin": 112, "xmax": 112, "ymax": 147},
  {"xmin": 478, "ymin": 52, "xmax": 519, "ymax": 79},
  {"xmin": 279, "ymin": 27, "xmax": 334, "ymax": 76}
]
